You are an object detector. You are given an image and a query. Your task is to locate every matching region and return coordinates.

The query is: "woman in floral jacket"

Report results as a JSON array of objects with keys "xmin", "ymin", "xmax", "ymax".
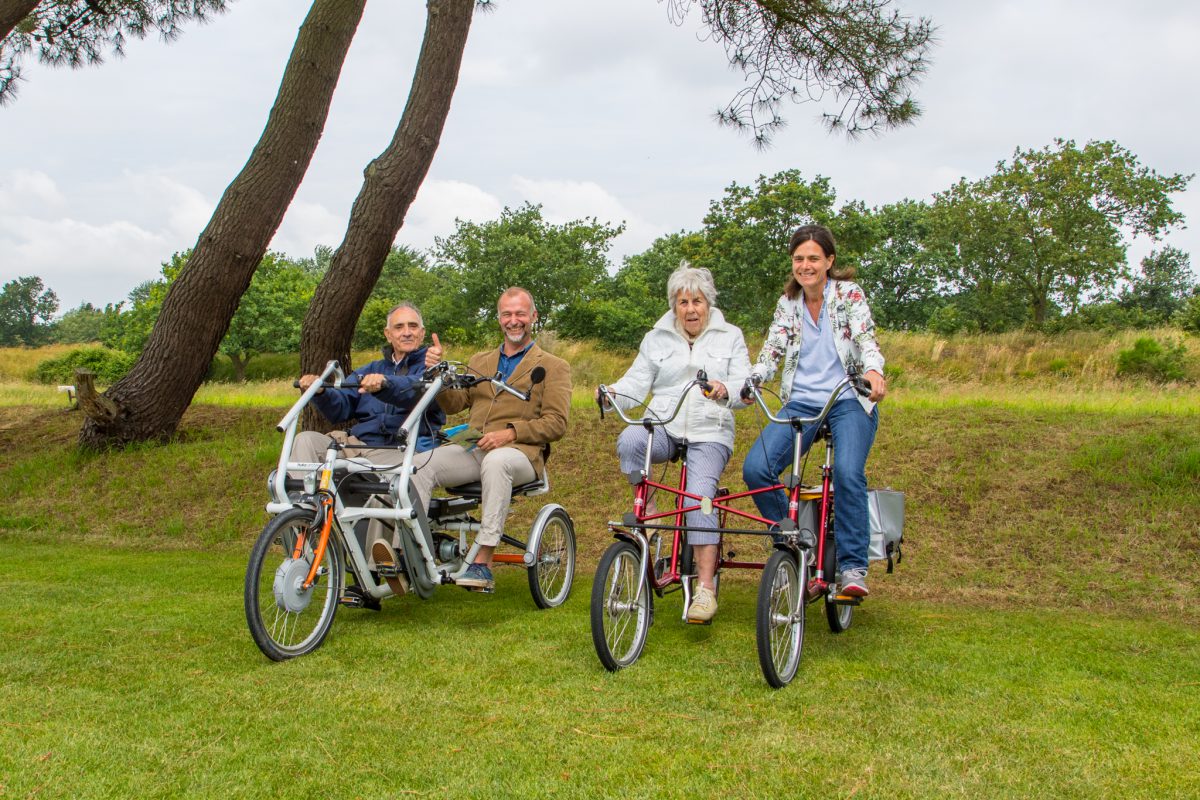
[{"xmin": 742, "ymin": 225, "xmax": 887, "ymax": 598}]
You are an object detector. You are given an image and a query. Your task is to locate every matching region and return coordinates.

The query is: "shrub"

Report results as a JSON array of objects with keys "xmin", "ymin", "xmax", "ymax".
[
  {"xmin": 1175, "ymin": 295, "xmax": 1200, "ymax": 334},
  {"xmin": 32, "ymin": 347, "xmax": 135, "ymax": 384},
  {"xmin": 1115, "ymin": 338, "xmax": 1188, "ymax": 382},
  {"xmin": 926, "ymin": 304, "xmax": 968, "ymax": 336}
]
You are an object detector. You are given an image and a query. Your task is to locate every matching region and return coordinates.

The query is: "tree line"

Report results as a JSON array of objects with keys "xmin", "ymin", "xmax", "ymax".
[{"xmin": 6, "ymin": 138, "xmax": 1197, "ymax": 362}]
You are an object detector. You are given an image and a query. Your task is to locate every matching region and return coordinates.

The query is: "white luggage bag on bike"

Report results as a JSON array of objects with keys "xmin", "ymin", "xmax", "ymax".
[{"xmin": 867, "ymin": 488, "xmax": 904, "ymax": 572}]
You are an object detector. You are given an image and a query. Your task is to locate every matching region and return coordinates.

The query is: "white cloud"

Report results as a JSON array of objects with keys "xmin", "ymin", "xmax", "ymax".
[
  {"xmin": 508, "ymin": 175, "xmax": 662, "ymax": 263},
  {"xmin": 271, "ymin": 201, "xmax": 347, "ymax": 258},
  {"xmin": 396, "ymin": 180, "xmax": 505, "ymax": 252},
  {"xmin": 0, "ymin": 170, "xmax": 66, "ymax": 215},
  {"xmin": 0, "ymin": 215, "xmax": 169, "ymax": 309}
]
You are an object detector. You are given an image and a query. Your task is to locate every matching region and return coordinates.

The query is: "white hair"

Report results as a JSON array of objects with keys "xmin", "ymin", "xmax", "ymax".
[{"xmin": 666, "ymin": 261, "xmax": 718, "ymax": 307}]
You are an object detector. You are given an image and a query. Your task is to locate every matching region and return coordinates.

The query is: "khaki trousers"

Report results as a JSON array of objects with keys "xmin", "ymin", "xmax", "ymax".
[{"xmin": 409, "ymin": 445, "xmax": 536, "ymax": 547}]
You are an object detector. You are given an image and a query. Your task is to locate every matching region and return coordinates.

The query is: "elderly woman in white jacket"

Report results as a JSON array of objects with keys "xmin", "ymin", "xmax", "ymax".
[{"xmin": 598, "ymin": 263, "xmax": 751, "ymax": 623}]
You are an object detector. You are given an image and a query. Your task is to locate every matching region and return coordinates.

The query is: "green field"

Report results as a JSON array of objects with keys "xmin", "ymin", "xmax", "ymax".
[{"xmin": 1, "ymin": 342, "xmax": 1198, "ymax": 797}]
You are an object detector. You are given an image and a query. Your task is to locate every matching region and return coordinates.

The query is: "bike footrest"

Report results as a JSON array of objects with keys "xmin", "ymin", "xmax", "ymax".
[
  {"xmin": 376, "ymin": 564, "xmax": 403, "ymax": 578},
  {"xmin": 685, "ymin": 618, "xmax": 713, "ymax": 626},
  {"xmin": 831, "ymin": 594, "xmax": 863, "ymax": 606}
]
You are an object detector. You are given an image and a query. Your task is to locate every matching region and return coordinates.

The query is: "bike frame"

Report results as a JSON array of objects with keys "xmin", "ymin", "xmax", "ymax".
[
  {"xmin": 267, "ymin": 360, "xmax": 552, "ymax": 600},
  {"xmin": 600, "ymin": 375, "xmax": 858, "ymax": 613}
]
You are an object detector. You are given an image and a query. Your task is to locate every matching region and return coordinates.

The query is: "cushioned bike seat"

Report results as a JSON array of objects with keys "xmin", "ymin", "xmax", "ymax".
[{"xmin": 447, "ymin": 478, "xmax": 546, "ymax": 499}]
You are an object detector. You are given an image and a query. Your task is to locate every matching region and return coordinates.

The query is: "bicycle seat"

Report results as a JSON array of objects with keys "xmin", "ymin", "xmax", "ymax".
[{"xmin": 448, "ymin": 478, "xmax": 546, "ymax": 499}]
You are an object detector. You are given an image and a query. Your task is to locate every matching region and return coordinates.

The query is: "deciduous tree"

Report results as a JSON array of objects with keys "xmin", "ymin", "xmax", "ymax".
[
  {"xmin": 428, "ymin": 203, "xmax": 623, "ymax": 341},
  {"xmin": 0, "ymin": 274, "xmax": 58, "ymax": 345},
  {"xmin": 1121, "ymin": 246, "xmax": 1196, "ymax": 323},
  {"xmin": 686, "ymin": 170, "xmax": 849, "ymax": 331},
  {"xmin": 928, "ymin": 139, "xmax": 1192, "ymax": 327}
]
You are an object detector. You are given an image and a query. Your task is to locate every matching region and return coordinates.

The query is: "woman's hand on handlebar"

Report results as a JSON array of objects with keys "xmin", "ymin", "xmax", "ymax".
[
  {"xmin": 863, "ymin": 369, "xmax": 887, "ymax": 403},
  {"xmin": 297, "ymin": 374, "xmax": 323, "ymax": 393},
  {"xmin": 702, "ymin": 379, "xmax": 729, "ymax": 402},
  {"xmin": 594, "ymin": 386, "xmax": 613, "ymax": 410}
]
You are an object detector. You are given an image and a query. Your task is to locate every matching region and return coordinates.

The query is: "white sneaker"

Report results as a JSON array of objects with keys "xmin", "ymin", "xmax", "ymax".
[{"xmin": 687, "ymin": 585, "xmax": 718, "ymax": 622}]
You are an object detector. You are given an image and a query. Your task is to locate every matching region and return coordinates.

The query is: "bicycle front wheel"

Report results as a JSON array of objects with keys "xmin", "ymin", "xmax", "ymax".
[
  {"xmin": 756, "ymin": 549, "xmax": 806, "ymax": 688},
  {"xmin": 590, "ymin": 541, "xmax": 651, "ymax": 671},
  {"xmin": 245, "ymin": 508, "xmax": 343, "ymax": 661}
]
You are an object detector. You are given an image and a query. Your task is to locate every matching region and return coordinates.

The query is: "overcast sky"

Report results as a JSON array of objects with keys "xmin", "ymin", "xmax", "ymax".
[{"xmin": 2, "ymin": 0, "xmax": 1197, "ymax": 311}]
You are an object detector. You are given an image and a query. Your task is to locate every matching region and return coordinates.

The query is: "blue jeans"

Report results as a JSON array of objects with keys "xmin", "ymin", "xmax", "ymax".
[{"xmin": 741, "ymin": 398, "xmax": 878, "ymax": 572}]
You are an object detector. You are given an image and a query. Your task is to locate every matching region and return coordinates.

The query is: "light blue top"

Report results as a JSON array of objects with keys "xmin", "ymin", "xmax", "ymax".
[{"xmin": 789, "ymin": 282, "xmax": 851, "ymax": 407}]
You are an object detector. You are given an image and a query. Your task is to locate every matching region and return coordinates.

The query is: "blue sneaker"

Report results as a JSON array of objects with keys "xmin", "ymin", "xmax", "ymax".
[{"xmin": 457, "ymin": 562, "xmax": 495, "ymax": 593}]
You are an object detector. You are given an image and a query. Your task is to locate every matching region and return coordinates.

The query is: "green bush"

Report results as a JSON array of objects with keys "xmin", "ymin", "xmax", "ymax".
[
  {"xmin": 926, "ymin": 304, "xmax": 968, "ymax": 336},
  {"xmin": 1115, "ymin": 338, "xmax": 1188, "ymax": 382},
  {"xmin": 1175, "ymin": 295, "xmax": 1200, "ymax": 334},
  {"xmin": 32, "ymin": 347, "xmax": 135, "ymax": 385},
  {"xmin": 204, "ymin": 353, "xmax": 300, "ymax": 383}
]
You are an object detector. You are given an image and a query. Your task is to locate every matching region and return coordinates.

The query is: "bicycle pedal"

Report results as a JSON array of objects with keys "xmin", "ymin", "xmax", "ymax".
[
  {"xmin": 685, "ymin": 618, "xmax": 713, "ymax": 626},
  {"xmin": 832, "ymin": 594, "xmax": 863, "ymax": 606},
  {"xmin": 338, "ymin": 594, "xmax": 365, "ymax": 608},
  {"xmin": 376, "ymin": 564, "xmax": 401, "ymax": 577}
]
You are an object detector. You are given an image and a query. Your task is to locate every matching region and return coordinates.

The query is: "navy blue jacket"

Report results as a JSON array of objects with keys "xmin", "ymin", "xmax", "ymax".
[{"xmin": 312, "ymin": 345, "xmax": 445, "ymax": 452}]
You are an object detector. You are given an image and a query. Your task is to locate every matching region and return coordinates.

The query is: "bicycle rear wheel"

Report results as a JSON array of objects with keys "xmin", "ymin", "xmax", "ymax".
[
  {"xmin": 245, "ymin": 508, "xmax": 343, "ymax": 661},
  {"xmin": 823, "ymin": 531, "xmax": 853, "ymax": 633},
  {"xmin": 756, "ymin": 549, "xmax": 806, "ymax": 688},
  {"xmin": 526, "ymin": 506, "xmax": 576, "ymax": 608},
  {"xmin": 590, "ymin": 541, "xmax": 651, "ymax": 671}
]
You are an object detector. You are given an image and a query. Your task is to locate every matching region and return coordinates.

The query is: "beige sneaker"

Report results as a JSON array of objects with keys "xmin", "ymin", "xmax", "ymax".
[
  {"xmin": 371, "ymin": 540, "xmax": 409, "ymax": 596},
  {"xmin": 687, "ymin": 585, "xmax": 718, "ymax": 623}
]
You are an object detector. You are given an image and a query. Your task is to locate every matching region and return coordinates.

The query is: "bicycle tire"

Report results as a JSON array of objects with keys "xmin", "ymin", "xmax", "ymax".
[
  {"xmin": 245, "ymin": 508, "xmax": 343, "ymax": 661},
  {"xmin": 756, "ymin": 549, "xmax": 806, "ymax": 688},
  {"xmin": 526, "ymin": 506, "xmax": 576, "ymax": 608},
  {"xmin": 590, "ymin": 540, "xmax": 651, "ymax": 671}
]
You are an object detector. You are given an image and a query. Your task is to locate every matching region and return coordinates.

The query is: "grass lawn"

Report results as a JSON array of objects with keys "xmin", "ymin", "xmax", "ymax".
[
  {"xmin": 2, "ymin": 539, "xmax": 1198, "ymax": 799},
  {"xmin": 1, "ymin": 373, "xmax": 1198, "ymax": 798}
]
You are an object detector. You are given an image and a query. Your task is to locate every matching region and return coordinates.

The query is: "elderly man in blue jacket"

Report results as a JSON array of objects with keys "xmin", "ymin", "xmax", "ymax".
[
  {"xmin": 292, "ymin": 301, "xmax": 445, "ymax": 462},
  {"xmin": 290, "ymin": 302, "xmax": 445, "ymax": 605}
]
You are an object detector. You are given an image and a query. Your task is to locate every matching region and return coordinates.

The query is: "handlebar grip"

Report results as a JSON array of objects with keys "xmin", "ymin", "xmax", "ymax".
[{"xmin": 850, "ymin": 375, "xmax": 871, "ymax": 397}]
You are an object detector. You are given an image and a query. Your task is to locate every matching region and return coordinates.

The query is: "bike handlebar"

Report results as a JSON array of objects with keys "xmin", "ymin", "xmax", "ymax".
[
  {"xmin": 596, "ymin": 370, "xmax": 711, "ymax": 427},
  {"xmin": 741, "ymin": 372, "xmax": 870, "ymax": 430},
  {"xmin": 425, "ymin": 360, "xmax": 545, "ymax": 401}
]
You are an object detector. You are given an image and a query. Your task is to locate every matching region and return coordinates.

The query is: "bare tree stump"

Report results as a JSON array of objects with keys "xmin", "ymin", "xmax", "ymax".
[{"xmin": 74, "ymin": 369, "xmax": 121, "ymax": 427}]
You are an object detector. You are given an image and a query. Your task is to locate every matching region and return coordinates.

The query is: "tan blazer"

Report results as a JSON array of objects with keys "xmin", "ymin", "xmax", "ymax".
[{"xmin": 437, "ymin": 343, "xmax": 572, "ymax": 476}]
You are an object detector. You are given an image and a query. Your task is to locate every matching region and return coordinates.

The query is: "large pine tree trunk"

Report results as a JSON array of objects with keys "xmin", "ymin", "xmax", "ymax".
[
  {"xmin": 79, "ymin": 0, "xmax": 366, "ymax": 447},
  {"xmin": 299, "ymin": 0, "xmax": 474, "ymax": 409}
]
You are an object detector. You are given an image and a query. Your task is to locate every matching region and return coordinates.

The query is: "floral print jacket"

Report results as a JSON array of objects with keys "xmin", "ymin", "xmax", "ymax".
[{"xmin": 750, "ymin": 280, "xmax": 885, "ymax": 413}]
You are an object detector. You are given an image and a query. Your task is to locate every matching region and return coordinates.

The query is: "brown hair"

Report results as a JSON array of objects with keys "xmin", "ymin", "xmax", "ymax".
[{"xmin": 784, "ymin": 224, "xmax": 855, "ymax": 299}]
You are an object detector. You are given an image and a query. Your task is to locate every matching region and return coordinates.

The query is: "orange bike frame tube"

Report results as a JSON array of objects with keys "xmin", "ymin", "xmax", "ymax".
[{"xmin": 303, "ymin": 494, "xmax": 336, "ymax": 589}]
